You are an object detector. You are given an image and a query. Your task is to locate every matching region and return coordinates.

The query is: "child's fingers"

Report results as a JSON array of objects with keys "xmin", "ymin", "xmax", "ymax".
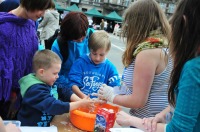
[{"xmin": 96, "ymin": 99, "xmax": 107, "ymax": 104}]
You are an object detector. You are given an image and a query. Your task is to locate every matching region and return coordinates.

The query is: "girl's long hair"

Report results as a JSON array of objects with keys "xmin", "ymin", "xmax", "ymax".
[
  {"xmin": 121, "ymin": 0, "xmax": 170, "ymax": 67},
  {"xmin": 168, "ymin": 0, "xmax": 200, "ymax": 107}
]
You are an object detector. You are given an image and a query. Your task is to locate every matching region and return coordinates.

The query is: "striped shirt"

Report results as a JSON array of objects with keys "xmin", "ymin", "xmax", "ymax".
[{"xmin": 123, "ymin": 49, "xmax": 173, "ymax": 118}]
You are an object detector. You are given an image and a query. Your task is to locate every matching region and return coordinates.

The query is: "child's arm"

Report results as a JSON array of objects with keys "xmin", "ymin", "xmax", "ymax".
[
  {"xmin": 23, "ymin": 85, "xmax": 73, "ymax": 114},
  {"xmin": 69, "ymin": 97, "xmax": 94, "ymax": 111},
  {"xmin": 72, "ymin": 85, "xmax": 87, "ymax": 99},
  {"xmin": 116, "ymin": 111, "xmax": 166, "ymax": 132},
  {"xmin": 22, "ymin": 85, "xmax": 93, "ymax": 115},
  {"xmin": 107, "ymin": 61, "xmax": 120, "ymax": 87},
  {"xmin": 142, "ymin": 105, "xmax": 170, "ymax": 131},
  {"xmin": 70, "ymin": 93, "xmax": 81, "ymax": 102}
]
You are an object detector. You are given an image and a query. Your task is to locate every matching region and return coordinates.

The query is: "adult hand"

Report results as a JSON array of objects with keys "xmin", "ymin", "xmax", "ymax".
[
  {"xmin": 142, "ymin": 113, "xmax": 165, "ymax": 132},
  {"xmin": 92, "ymin": 84, "xmax": 116, "ymax": 103},
  {"xmin": 116, "ymin": 111, "xmax": 131, "ymax": 126}
]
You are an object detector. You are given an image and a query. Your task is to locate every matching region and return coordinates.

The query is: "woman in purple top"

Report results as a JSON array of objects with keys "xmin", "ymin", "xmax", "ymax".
[{"xmin": 0, "ymin": 0, "xmax": 52, "ymax": 120}]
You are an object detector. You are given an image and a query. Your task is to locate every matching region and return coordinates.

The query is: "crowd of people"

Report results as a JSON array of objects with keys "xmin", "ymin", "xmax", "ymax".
[{"xmin": 0, "ymin": 0, "xmax": 200, "ymax": 131}]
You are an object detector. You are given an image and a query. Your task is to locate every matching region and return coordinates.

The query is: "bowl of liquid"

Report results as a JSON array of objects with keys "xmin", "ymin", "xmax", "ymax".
[{"xmin": 70, "ymin": 103, "xmax": 119, "ymax": 131}]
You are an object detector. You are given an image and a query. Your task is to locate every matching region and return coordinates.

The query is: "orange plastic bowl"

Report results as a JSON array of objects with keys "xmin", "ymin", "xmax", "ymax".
[{"xmin": 70, "ymin": 103, "xmax": 119, "ymax": 131}]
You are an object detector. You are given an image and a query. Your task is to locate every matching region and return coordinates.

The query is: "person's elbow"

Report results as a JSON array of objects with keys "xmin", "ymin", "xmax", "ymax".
[
  {"xmin": 134, "ymin": 101, "xmax": 147, "ymax": 108},
  {"xmin": 130, "ymin": 95, "xmax": 148, "ymax": 108}
]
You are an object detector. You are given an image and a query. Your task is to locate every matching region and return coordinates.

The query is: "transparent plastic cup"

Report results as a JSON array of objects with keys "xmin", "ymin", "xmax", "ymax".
[{"xmin": 3, "ymin": 120, "xmax": 21, "ymax": 127}]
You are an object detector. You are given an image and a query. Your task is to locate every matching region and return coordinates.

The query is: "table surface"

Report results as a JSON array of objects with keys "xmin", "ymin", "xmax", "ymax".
[
  {"xmin": 51, "ymin": 113, "xmax": 121, "ymax": 132},
  {"xmin": 51, "ymin": 113, "xmax": 84, "ymax": 132}
]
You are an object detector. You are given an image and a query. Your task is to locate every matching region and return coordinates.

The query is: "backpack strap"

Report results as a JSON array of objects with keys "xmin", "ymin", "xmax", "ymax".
[
  {"xmin": 45, "ymin": 29, "xmax": 60, "ymax": 50},
  {"xmin": 86, "ymin": 28, "xmax": 95, "ymax": 40},
  {"xmin": 88, "ymin": 28, "xmax": 94, "ymax": 37},
  {"xmin": 57, "ymin": 36, "xmax": 68, "ymax": 63}
]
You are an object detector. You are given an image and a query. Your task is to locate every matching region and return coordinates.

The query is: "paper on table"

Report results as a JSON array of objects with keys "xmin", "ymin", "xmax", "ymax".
[
  {"xmin": 20, "ymin": 126, "xmax": 57, "ymax": 132},
  {"xmin": 110, "ymin": 128, "xmax": 144, "ymax": 132}
]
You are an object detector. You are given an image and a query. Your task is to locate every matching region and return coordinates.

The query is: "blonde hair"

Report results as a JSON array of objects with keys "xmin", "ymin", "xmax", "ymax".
[
  {"xmin": 32, "ymin": 49, "xmax": 61, "ymax": 72},
  {"xmin": 122, "ymin": 0, "xmax": 170, "ymax": 66},
  {"xmin": 88, "ymin": 30, "xmax": 111, "ymax": 52}
]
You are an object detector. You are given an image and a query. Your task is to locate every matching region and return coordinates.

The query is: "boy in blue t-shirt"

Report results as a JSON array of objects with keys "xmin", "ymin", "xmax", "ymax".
[{"xmin": 68, "ymin": 30, "xmax": 120, "ymax": 99}]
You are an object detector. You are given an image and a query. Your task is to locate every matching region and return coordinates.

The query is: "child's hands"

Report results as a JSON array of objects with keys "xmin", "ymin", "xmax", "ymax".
[
  {"xmin": 142, "ymin": 113, "xmax": 165, "ymax": 132},
  {"xmin": 80, "ymin": 96, "xmax": 94, "ymax": 108},
  {"xmin": 116, "ymin": 111, "xmax": 131, "ymax": 126},
  {"xmin": 91, "ymin": 98, "xmax": 107, "ymax": 104}
]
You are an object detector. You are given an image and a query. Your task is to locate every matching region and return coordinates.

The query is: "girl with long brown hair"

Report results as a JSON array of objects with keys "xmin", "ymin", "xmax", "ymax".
[
  {"xmin": 96, "ymin": 0, "xmax": 172, "ymax": 121},
  {"xmin": 116, "ymin": 0, "xmax": 200, "ymax": 131}
]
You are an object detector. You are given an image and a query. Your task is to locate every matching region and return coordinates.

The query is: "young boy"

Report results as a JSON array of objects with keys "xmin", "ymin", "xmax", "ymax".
[
  {"xmin": 68, "ymin": 30, "xmax": 120, "ymax": 99},
  {"xmin": 17, "ymin": 50, "xmax": 93, "ymax": 126}
]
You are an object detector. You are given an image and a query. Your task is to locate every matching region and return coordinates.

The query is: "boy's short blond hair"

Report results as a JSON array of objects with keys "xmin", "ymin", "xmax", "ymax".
[
  {"xmin": 32, "ymin": 49, "xmax": 61, "ymax": 72},
  {"xmin": 88, "ymin": 30, "xmax": 111, "ymax": 52}
]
